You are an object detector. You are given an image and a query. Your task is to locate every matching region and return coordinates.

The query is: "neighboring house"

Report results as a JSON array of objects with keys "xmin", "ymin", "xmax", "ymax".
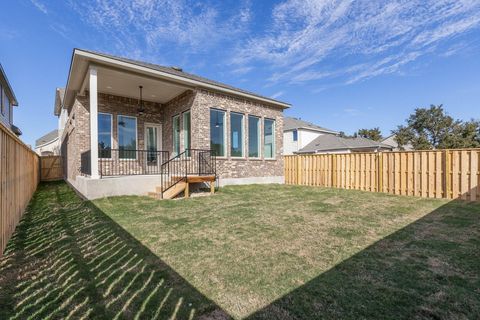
[
  {"xmin": 56, "ymin": 49, "xmax": 289, "ymax": 199},
  {"xmin": 283, "ymin": 117, "xmax": 338, "ymax": 155},
  {"xmin": 298, "ymin": 135, "xmax": 393, "ymax": 154},
  {"xmin": 381, "ymin": 134, "xmax": 414, "ymax": 151},
  {"xmin": 0, "ymin": 64, "xmax": 21, "ymax": 136},
  {"xmin": 35, "ymin": 129, "xmax": 59, "ymax": 156}
]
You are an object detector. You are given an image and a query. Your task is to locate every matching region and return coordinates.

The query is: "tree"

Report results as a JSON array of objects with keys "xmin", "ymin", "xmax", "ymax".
[
  {"xmin": 355, "ymin": 128, "xmax": 383, "ymax": 141},
  {"xmin": 393, "ymin": 105, "xmax": 480, "ymax": 150}
]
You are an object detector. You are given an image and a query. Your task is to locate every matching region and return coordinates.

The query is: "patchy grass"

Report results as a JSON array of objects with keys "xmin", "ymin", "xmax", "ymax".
[{"xmin": 1, "ymin": 182, "xmax": 479, "ymax": 319}]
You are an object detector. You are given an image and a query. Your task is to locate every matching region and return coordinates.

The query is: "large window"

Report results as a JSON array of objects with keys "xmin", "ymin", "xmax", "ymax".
[
  {"xmin": 248, "ymin": 115, "xmax": 260, "ymax": 158},
  {"xmin": 118, "ymin": 115, "xmax": 137, "ymax": 159},
  {"xmin": 210, "ymin": 109, "xmax": 225, "ymax": 157},
  {"xmin": 183, "ymin": 111, "xmax": 191, "ymax": 155},
  {"xmin": 98, "ymin": 113, "xmax": 112, "ymax": 158},
  {"xmin": 264, "ymin": 118, "xmax": 275, "ymax": 159},
  {"xmin": 173, "ymin": 115, "xmax": 180, "ymax": 155},
  {"xmin": 230, "ymin": 112, "xmax": 244, "ymax": 157}
]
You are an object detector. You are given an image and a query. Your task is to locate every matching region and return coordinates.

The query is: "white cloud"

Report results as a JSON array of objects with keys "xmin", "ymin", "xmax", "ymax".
[
  {"xmin": 270, "ymin": 91, "xmax": 285, "ymax": 99},
  {"xmin": 30, "ymin": 0, "xmax": 48, "ymax": 14},
  {"xmin": 68, "ymin": 0, "xmax": 252, "ymax": 57},
  {"xmin": 235, "ymin": 0, "xmax": 480, "ymax": 85}
]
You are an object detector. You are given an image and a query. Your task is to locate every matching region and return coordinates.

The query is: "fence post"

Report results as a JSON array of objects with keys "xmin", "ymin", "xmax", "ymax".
[
  {"xmin": 444, "ymin": 150, "xmax": 451, "ymax": 199},
  {"xmin": 296, "ymin": 156, "xmax": 300, "ymax": 185},
  {"xmin": 377, "ymin": 152, "xmax": 383, "ymax": 193},
  {"xmin": 332, "ymin": 154, "xmax": 337, "ymax": 187}
]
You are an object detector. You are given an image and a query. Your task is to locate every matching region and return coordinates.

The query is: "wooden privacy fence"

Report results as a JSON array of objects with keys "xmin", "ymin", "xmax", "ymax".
[
  {"xmin": 40, "ymin": 155, "xmax": 62, "ymax": 181},
  {"xmin": 1, "ymin": 123, "xmax": 40, "ymax": 256},
  {"xmin": 285, "ymin": 149, "xmax": 480, "ymax": 201}
]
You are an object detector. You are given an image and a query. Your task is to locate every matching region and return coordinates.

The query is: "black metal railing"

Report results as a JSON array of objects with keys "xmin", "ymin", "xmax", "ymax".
[
  {"xmin": 159, "ymin": 149, "xmax": 216, "ymax": 198},
  {"xmin": 98, "ymin": 149, "xmax": 169, "ymax": 177}
]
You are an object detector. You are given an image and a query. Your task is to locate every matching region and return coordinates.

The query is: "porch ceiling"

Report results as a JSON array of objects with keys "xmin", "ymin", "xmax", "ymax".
[{"xmin": 91, "ymin": 66, "xmax": 189, "ymax": 104}]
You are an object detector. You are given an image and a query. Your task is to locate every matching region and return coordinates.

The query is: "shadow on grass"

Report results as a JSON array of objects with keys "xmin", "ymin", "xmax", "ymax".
[
  {"xmin": 246, "ymin": 196, "xmax": 480, "ymax": 319},
  {"xmin": 1, "ymin": 181, "xmax": 479, "ymax": 319},
  {"xmin": 0, "ymin": 181, "xmax": 230, "ymax": 319}
]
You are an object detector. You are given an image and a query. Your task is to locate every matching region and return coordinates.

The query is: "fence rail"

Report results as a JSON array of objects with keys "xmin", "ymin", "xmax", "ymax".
[
  {"xmin": 285, "ymin": 149, "xmax": 480, "ymax": 201},
  {"xmin": 1, "ymin": 123, "xmax": 40, "ymax": 256}
]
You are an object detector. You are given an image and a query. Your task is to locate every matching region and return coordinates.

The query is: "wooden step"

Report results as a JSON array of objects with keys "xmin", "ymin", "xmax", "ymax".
[{"xmin": 150, "ymin": 181, "xmax": 187, "ymax": 200}]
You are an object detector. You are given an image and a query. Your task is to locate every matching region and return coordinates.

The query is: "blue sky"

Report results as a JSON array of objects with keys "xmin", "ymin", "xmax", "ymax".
[{"xmin": 1, "ymin": 0, "xmax": 479, "ymax": 146}]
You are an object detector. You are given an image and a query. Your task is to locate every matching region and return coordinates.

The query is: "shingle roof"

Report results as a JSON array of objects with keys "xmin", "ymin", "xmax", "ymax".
[
  {"xmin": 79, "ymin": 49, "xmax": 290, "ymax": 108},
  {"xmin": 298, "ymin": 135, "xmax": 392, "ymax": 153},
  {"xmin": 35, "ymin": 129, "xmax": 58, "ymax": 147},
  {"xmin": 283, "ymin": 117, "xmax": 338, "ymax": 134}
]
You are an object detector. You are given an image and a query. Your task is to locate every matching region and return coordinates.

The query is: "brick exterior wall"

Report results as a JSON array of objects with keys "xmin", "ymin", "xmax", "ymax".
[
  {"xmin": 192, "ymin": 90, "xmax": 284, "ymax": 179},
  {"xmin": 61, "ymin": 88, "xmax": 284, "ymax": 182}
]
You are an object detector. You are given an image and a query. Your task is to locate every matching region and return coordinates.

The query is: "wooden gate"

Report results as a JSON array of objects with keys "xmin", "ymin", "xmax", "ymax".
[{"xmin": 41, "ymin": 156, "xmax": 63, "ymax": 181}]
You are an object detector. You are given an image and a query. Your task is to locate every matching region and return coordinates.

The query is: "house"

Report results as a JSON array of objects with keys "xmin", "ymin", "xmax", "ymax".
[
  {"xmin": 381, "ymin": 134, "xmax": 414, "ymax": 151},
  {"xmin": 35, "ymin": 129, "xmax": 59, "ymax": 156},
  {"xmin": 0, "ymin": 64, "xmax": 21, "ymax": 136},
  {"xmin": 56, "ymin": 49, "xmax": 289, "ymax": 199},
  {"xmin": 297, "ymin": 134, "xmax": 393, "ymax": 154},
  {"xmin": 283, "ymin": 117, "xmax": 338, "ymax": 155}
]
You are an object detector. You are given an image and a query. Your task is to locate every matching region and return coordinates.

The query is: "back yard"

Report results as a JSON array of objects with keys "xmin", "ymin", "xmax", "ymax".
[{"xmin": 0, "ymin": 182, "xmax": 478, "ymax": 319}]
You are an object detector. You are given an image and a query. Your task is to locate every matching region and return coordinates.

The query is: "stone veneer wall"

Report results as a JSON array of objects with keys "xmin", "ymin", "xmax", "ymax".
[{"xmin": 61, "ymin": 89, "xmax": 284, "ymax": 183}]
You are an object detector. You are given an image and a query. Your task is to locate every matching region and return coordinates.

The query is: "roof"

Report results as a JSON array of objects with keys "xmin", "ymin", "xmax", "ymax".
[
  {"xmin": 381, "ymin": 134, "xmax": 414, "ymax": 150},
  {"xmin": 298, "ymin": 135, "xmax": 393, "ymax": 153},
  {"xmin": 0, "ymin": 64, "xmax": 18, "ymax": 106},
  {"xmin": 35, "ymin": 129, "xmax": 59, "ymax": 147},
  {"xmin": 65, "ymin": 49, "xmax": 290, "ymax": 109},
  {"xmin": 284, "ymin": 117, "xmax": 338, "ymax": 134}
]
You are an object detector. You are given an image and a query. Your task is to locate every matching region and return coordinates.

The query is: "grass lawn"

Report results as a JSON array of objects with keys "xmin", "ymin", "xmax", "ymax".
[{"xmin": 1, "ymin": 182, "xmax": 479, "ymax": 319}]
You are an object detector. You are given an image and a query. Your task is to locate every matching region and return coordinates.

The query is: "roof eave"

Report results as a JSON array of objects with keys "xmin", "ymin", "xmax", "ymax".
[
  {"xmin": 65, "ymin": 49, "xmax": 291, "ymax": 109},
  {"xmin": 0, "ymin": 64, "xmax": 19, "ymax": 106}
]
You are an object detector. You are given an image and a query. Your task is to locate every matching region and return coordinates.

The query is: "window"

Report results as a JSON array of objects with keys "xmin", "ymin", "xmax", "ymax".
[
  {"xmin": 210, "ymin": 109, "xmax": 225, "ymax": 157},
  {"xmin": 98, "ymin": 113, "xmax": 112, "ymax": 158},
  {"xmin": 230, "ymin": 112, "xmax": 244, "ymax": 157},
  {"xmin": 248, "ymin": 115, "xmax": 260, "ymax": 158},
  {"xmin": 117, "ymin": 115, "xmax": 137, "ymax": 159},
  {"xmin": 264, "ymin": 119, "xmax": 275, "ymax": 159},
  {"xmin": 183, "ymin": 111, "xmax": 191, "ymax": 155},
  {"xmin": 173, "ymin": 114, "xmax": 180, "ymax": 155},
  {"xmin": 292, "ymin": 130, "xmax": 298, "ymax": 142}
]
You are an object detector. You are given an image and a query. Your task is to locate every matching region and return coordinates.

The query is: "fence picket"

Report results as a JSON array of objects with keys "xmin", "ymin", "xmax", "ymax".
[{"xmin": 285, "ymin": 148, "xmax": 480, "ymax": 201}]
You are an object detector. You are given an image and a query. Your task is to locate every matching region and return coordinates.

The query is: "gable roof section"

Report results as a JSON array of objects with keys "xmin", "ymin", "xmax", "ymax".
[
  {"xmin": 35, "ymin": 129, "xmax": 59, "ymax": 147},
  {"xmin": 62, "ymin": 49, "xmax": 290, "ymax": 111},
  {"xmin": 0, "ymin": 64, "xmax": 18, "ymax": 106},
  {"xmin": 284, "ymin": 117, "xmax": 338, "ymax": 134},
  {"xmin": 298, "ymin": 135, "xmax": 392, "ymax": 153}
]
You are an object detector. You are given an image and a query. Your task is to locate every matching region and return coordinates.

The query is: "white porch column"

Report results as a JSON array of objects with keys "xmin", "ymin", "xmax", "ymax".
[{"xmin": 89, "ymin": 66, "xmax": 99, "ymax": 179}]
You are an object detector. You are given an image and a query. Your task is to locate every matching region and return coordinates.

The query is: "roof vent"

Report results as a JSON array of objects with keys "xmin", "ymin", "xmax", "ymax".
[{"xmin": 171, "ymin": 66, "xmax": 183, "ymax": 72}]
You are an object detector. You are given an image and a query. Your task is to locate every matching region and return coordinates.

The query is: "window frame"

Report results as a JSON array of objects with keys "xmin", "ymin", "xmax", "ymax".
[
  {"xmin": 172, "ymin": 114, "xmax": 181, "ymax": 156},
  {"xmin": 248, "ymin": 115, "xmax": 261, "ymax": 159},
  {"xmin": 117, "ymin": 114, "xmax": 138, "ymax": 160},
  {"xmin": 210, "ymin": 108, "xmax": 226, "ymax": 158},
  {"xmin": 230, "ymin": 112, "xmax": 245, "ymax": 158},
  {"xmin": 98, "ymin": 112, "xmax": 113, "ymax": 159},
  {"xmin": 182, "ymin": 110, "xmax": 191, "ymax": 155},
  {"xmin": 264, "ymin": 118, "xmax": 276, "ymax": 159},
  {"xmin": 292, "ymin": 129, "xmax": 298, "ymax": 142}
]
